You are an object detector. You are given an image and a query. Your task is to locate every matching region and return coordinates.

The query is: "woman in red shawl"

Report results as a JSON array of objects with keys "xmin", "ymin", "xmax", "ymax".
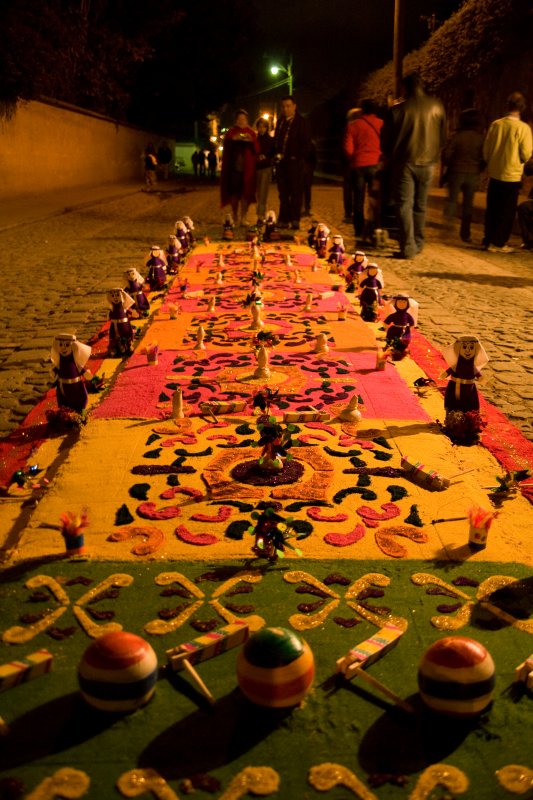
[{"xmin": 220, "ymin": 109, "xmax": 259, "ymax": 226}]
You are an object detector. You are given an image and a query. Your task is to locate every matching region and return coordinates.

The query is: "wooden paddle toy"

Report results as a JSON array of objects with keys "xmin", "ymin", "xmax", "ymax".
[
  {"xmin": 336, "ymin": 623, "xmax": 413, "ymax": 713},
  {"xmin": 166, "ymin": 620, "xmax": 250, "ymax": 705}
]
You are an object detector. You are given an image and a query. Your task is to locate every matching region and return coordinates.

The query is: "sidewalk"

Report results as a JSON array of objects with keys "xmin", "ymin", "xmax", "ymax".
[
  {"xmin": 0, "ymin": 177, "xmax": 197, "ymax": 232},
  {"xmin": 0, "ymin": 178, "xmax": 483, "ymax": 232}
]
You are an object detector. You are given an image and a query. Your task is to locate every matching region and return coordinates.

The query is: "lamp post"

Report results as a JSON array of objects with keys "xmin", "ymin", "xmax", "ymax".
[{"xmin": 270, "ymin": 57, "xmax": 293, "ymax": 95}]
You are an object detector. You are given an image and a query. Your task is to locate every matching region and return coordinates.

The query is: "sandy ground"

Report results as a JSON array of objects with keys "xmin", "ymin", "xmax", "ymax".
[{"xmin": 0, "ymin": 177, "xmax": 532, "ymax": 441}]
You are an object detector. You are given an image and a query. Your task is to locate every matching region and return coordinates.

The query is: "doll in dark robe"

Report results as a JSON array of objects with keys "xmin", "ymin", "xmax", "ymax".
[
  {"xmin": 107, "ymin": 288, "xmax": 135, "ymax": 356},
  {"xmin": 440, "ymin": 335, "xmax": 489, "ymax": 412},
  {"xmin": 165, "ymin": 235, "xmax": 182, "ymax": 275},
  {"xmin": 384, "ymin": 294, "xmax": 418, "ymax": 350},
  {"xmin": 124, "ymin": 268, "xmax": 150, "ymax": 317},
  {"xmin": 50, "ymin": 334, "xmax": 92, "ymax": 413},
  {"xmin": 327, "ymin": 234, "xmax": 346, "ymax": 268},
  {"xmin": 146, "ymin": 246, "xmax": 167, "ymax": 291},
  {"xmin": 358, "ymin": 263, "xmax": 384, "ymax": 322}
]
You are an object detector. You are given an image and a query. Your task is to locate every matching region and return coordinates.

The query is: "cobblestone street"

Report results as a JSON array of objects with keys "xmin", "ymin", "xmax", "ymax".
[{"xmin": 1, "ymin": 179, "xmax": 532, "ymax": 440}]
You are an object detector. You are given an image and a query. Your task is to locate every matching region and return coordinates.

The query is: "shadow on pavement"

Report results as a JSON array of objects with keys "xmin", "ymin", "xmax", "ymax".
[{"xmin": 416, "ymin": 271, "xmax": 533, "ymax": 288}]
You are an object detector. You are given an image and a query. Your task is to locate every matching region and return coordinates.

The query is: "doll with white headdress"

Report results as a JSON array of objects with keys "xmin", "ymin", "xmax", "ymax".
[
  {"xmin": 384, "ymin": 293, "xmax": 419, "ymax": 349},
  {"xmin": 221, "ymin": 211, "xmax": 234, "ymax": 241},
  {"xmin": 327, "ymin": 234, "xmax": 346, "ymax": 269},
  {"xmin": 50, "ymin": 334, "xmax": 92, "ymax": 413},
  {"xmin": 440, "ymin": 335, "xmax": 489, "ymax": 412},
  {"xmin": 263, "ymin": 210, "xmax": 278, "ymax": 242},
  {"xmin": 124, "ymin": 268, "xmax": 150, "ymax": 317},
  {"xmin": 165, "ymin": 235, "xmax": 182, "ymax": 275},
  {"xmin": 146, "ymin": 245, "xmax": 167, "ymax": 291},
  {"xmin": 175, "ymin": 220, "xmax": 190, "ymax": 252},
  {"xmin": 107, "ymin": 288, "xmax": 135, "ymax": 356},
  {"xmin": 358, "ymin": 262, "xmax": 384, "ymax": 322},
  {"xmin": 315, "ymin": 223, "xmax": 330, "ymax": 258},
  {"xmin": 345, "ymin": 250, "xmax": 368, "ymax": 292},
  {"xmin": 182, "ymin": 216, "xmax": 196, "ymax": 246}
]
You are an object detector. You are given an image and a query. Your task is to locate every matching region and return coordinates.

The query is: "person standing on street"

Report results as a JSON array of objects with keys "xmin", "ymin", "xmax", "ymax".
[
  {"xmin": 343, "ymin": 99, "xmax": 383, "ymax": 246},
  {"xmin": 381, "ymin": 72, "xmax": 446, "ymax": 259},
  {"xmin": 220, "ymin": 109, "xmax": 259, "ymax": 226},
  {"xmin": 157, "ymin": 142, "xmax": 173, "ymax": 180},
  {"xmin": 143, "ymin": 143, "xmax": 158, "ymax": 191},
  {"xmin": 442, "ymin": 108, "xmax": 485, "ymax": 243},
  {"xmin": 273, "ymin": 95, "xmax": 312, "ymax": 230},
  {"xmin": 482, "ymin": 92, "xmax": 533, "ymax": 253},
  {"xmin": 255, "ymin": 117, "xmax": 274, "ymax": 222}
]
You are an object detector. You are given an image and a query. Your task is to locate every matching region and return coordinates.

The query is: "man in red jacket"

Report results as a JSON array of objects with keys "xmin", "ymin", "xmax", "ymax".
[{"xmin": 343, "ymin": 99, "xmax": 383, "ymax": 245}]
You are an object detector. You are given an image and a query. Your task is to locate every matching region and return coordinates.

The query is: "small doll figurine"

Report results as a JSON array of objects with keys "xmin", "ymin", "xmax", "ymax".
[
  {"xmin": 358, "ymin": 263, "xmax": 384, "ymax": 322},
  {"xmin": 165, "ymin": 235, "xmax": 182, "ymax": 274},
  {"xmin": 345, "ymin": 251, "xmax": 369, "ymax": 292},
  {"xmin": 50, "ymin": 334, "xmax": 92, "ymax": 413},
  {"xmin": 107, "ymin": 288, "xmax": 136, "ymax": 356},
  {"xmin": 182, "ymin": 216, "xmax": 196, "ymax": 246},
  {"xmin": 175, "ymin": 220, "xmax": 190, "ymax": 252},
  {"xmin": 222, "ymin": 212, "xmax": 235, "ymax": 240},
  {"xmin": 440, "ymin": 335, "xmax": 489, "ymax": 413},
  {"xmin": 146, "ymin": 246, "xmax": 167, "ymax": 291},
  {"xmin": 263, "ymin": 210, "xmax": 277, "ymax": 242},
  {"xmin": 314, "ymin": 223, "xmax": 330, "ymax": 258},
  {"xmin": 124, "ymin": 268, "xmax": 150, "ymax": 317},
  {"xmin": 384, "ymin": 293, "xmax": 419, "ymax": 356},
  {"xmin": 327, "ymin": 234, "xmax": 345, "ymax": 269},
  {"xmin": 352, "ymin": 250, "xmax": 369, "ymax": 274}
]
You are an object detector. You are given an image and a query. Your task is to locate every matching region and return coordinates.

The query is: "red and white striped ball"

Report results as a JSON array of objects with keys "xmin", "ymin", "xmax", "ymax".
[
  {"xmin": 418, "ymin": 636, "xmax": 495, "ymax": 717},
  {"xmin": 236, "ymin": 626, "xmax": 314, "ymax": 708},
  {"xmin": 78, "ymin": 631, "xmax": 158, "ymax": 713}
]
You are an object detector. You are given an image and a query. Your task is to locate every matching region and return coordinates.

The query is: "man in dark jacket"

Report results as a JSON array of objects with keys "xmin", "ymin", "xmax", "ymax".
[
  {"xmin": 273, "ymin": 96, "xmax": 312, "ymax": 230},
  {"xmin": 381, "ymin": 72, "xmax": 446, "ymax": 259}
]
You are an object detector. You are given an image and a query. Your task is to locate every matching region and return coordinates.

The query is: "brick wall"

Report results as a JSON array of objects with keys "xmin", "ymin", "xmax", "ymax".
[{"xmin": 0, "ymin": 99, "xmax": 162, "ymax": 198}]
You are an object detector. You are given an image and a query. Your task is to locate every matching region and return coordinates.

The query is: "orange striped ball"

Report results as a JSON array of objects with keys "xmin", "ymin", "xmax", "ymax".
[
  {"xmin": 237, "ymin": 627, "xmax": 314, "ymax": 708},
  {"xmin": 78, "ymin": 631, "xmax": 158, "ymax": 713},
  {"xmin": 418, "ymin": 636, "xmax": 495, "ymax": 717}
]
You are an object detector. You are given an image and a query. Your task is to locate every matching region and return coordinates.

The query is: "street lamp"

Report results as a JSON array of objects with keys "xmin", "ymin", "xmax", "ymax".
[{"xmin": 270, "ymin": 57, "xmax": 293, "ymax": 95}]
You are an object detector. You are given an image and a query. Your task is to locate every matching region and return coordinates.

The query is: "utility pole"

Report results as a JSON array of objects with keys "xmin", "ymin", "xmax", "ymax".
[{"xmin": 393, "ymin": 0, "xmax": 405, "ymax": 100}]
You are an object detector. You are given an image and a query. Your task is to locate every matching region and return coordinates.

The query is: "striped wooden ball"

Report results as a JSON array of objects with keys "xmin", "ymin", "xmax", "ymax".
[
  {"xmin": 236, "ymin": 626, "xmax": 314, "ymax": 708},
  {"xmin": 78, "ymin": 631, "xmax": 158, "ymax": 713},
  {"xmin": 418, "ymin": 636, "xmax": 495, "ymax": 717}
]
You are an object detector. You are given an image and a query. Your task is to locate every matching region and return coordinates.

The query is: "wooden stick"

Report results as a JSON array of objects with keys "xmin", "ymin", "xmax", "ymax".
[
  {"xmin": 431, "ymin": 516, "xmax": 468, "ymax": 524},
  {"xmin": 181, "ymin": 658, "xmax": 216, "ymax": 705},
  {"xmin": 349, "ymin": 664, "xmax": 414, "ymax": 714},
  {"xmin": 447, "ymin": 467, "xmax": 477, "ymax": 480}
]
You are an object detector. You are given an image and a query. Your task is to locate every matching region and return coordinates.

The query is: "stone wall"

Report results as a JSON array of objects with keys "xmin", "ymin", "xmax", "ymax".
[{"xmin": 0, "ymin": 99, "xmax": 161, "ymax": 199}]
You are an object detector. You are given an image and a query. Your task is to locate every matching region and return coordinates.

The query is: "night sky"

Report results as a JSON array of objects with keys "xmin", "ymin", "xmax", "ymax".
[
  {"xmin": 127, "ymin": 0, "xmax": 464, "ymax": 131},
  {"xmin": 0, "ymin": 0, "xmax": 465, "ymax": 134}
]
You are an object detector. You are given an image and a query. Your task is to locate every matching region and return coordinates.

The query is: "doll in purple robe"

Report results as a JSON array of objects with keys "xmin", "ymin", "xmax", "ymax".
[
  {"xmin": 345, "ymin": 250, "xmax": 369, "ymax": 293},
  {"xmin": 263, "ymin": 209, "xmax": 278, "ymax": 243},
  {"xmin": 182, "ymin": 216, "xmax": 196, "ymax": 247},
  {"xmin": 358, "ymin": 263, "xmax": 384, "ymax": 322},
  {"xmin": 124, "ymin": 268, "xmax": 150, "ymax": 317},
  {"xmin": 384, "ymin": 293, "xmax": 418, "ymax": 350},
  {"xmin": 327, "ymin": 234, "xmax": 346, "ymax": 268},
  {"xmin": 315, "ymin": 223, "xmax": 330, "ymax": 258},
  {"xmin": 107, "ymin": 288, "xmax": 135, "ymax": 356},
  {"xmin": 165, "ymin": 235, "xmax": 182, "ymax": 275},
  {"xmin": 222, "ymin": 212, "xmax": 235, "ymax": 240},
  {"xmin": 440, "ymin": 335, "xmax": 489, "ymax": 412},
  {"xmin": 175, "ymin": 220, "xmax": 190, "ymax": 252},
  {"xmin": 50, "ymin": 334, "xmax": 92, "ymax": 413},
  {"xmin": 146, "ymin": 246, "xmax": 167, "ymax": 291}
]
